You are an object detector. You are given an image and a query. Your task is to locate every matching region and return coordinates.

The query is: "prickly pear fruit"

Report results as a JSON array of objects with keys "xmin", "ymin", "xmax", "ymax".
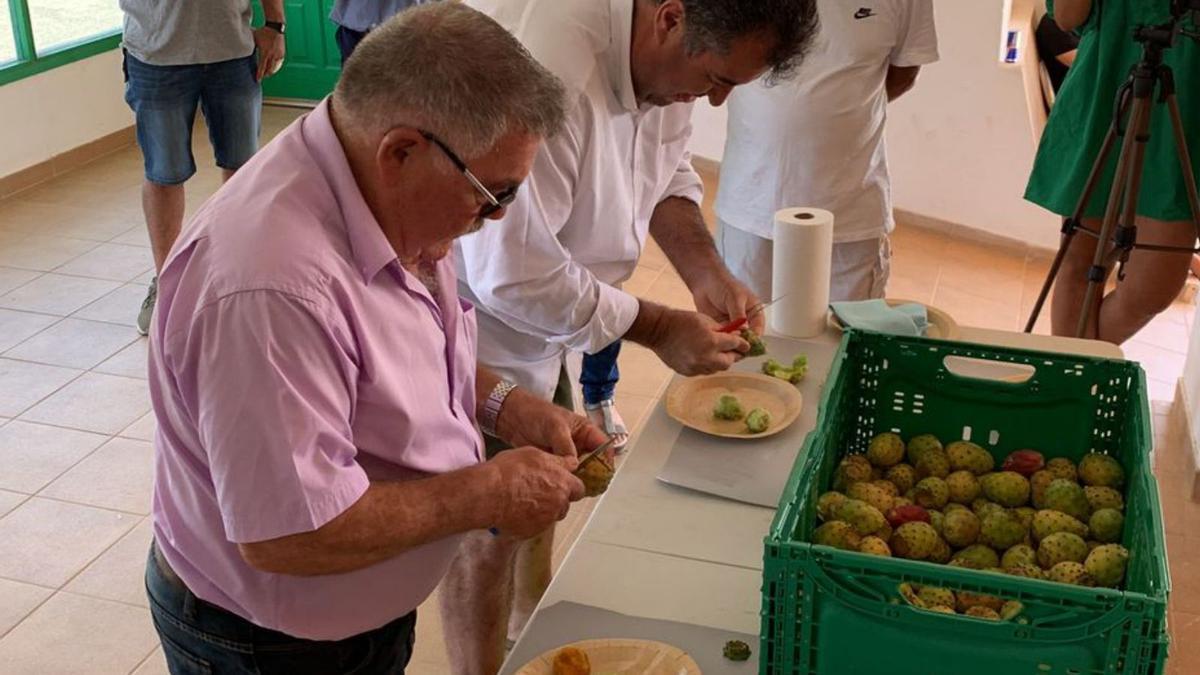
[
  {"xmin": 1048, "ymin": 561, "xmax": 1095, "ymax": 586},
  {"xmin": 867, "ymin": 432, "xmax": 906, "ymax": 467},
  {"xmin": 872, "ymin": 480, "xmax": 900, "ymax": 498},
  {"xmin": 886, "ymin": 503, "xmax": 931, "ymax": 528},
  {"xmin": 1089, "ymin": 508, "xmax": 1125, "ymax": 544},
  {"xmin": 1030, "ymin": 470, "xmax": 1056, "ymax": 509},
  {"xmin": 918, "ymin": 587, "xmax": 956, "ymax": 608},
  {"xmin": 1002, "ymin": 449, "xmax": 1046, "ymax": 477},
  {"xmin": 871, "ymin": 466, "xmax": 885, "ymax": 481},
  {"xmin": 1000, "ymin": 600, "xmax": 1025, "ymax": 621},
  {"xmin": 859, "ymin": 536, "xmax": 892, "ymax": 556},
  {"xmin": 965, "ymin": 606, "xmax": 1001, "ymax": 620},
  {"xmin": 1012, "ymin": 507, "xmax": 1036, "ymax": 530},
  {"xmin": 1078, "ymin": 453, "xmax": 1125, "ymax": 489},
  {"xmin": 1045, "ymin": 457, "xmax": 1079, "ymax": 482},
  {"xmin": 1037, "ymin": 532, "xmax": 1088, "ymax": 569},
  {"xmin": 847, "ymin": 481, "xmax": 895, "ymax": 514},
  {"xmin": 946, "ymin": 470, "xmax": 982, "ymax": 505},
  {"xmin": 1031, "ymin": 510, "xmax": 1089, "ymax": 543},
  {"xmin": 980, "ymin": 471, "xmax": 1032, "ymax": 507},
  {"xmin": 928, "ymin": 510, "xmax": 945, "ymax": 536},
  {"xmin": 915, "ymin": 448, "xmax": 951, "ymax": 480},
  {"xmin": 906, "ymin": 434, "xmax": 944, "ymax": 465},
  {"xmin": 980, "ymin": 511, "xmax": 1027, "ymax": 551},
  {"xmin": 947, "ymin": 441, "xmax": 995, "ymax": 475},
  {"xmin": 835, "ymin": 499, "xmax": 887, "ymax": 536},
  {"xmin": 1085, "ymin": 486, "xmax": 1125, "ymax": 512},
  {"xmin": 1084, "ymin": 544, "xmax": 1129, "ymax": 587},
  {"xmin": 972, "ymin": 499, "xmax": 1006, "ymax": 521},
  {"xmin": 1043, "ymin": 479, "xmax": 1090, "ymax": 521},
  {"xmin": 928, "ymin": 605, "xmax": 956, "ymax": 614},
  {"xmin": 1005, "ymin": 563, "xmax": 1046, "ymax": 580},
  {"xmin": 898, "ymin": 583, "xmax": 924, "ymax": 607},
  {"xmin": 833, "ymin": 454, "xmax": 874, "ymax": 491},
  {"xmin": 942, "ymin": 509, "xmax": 981, "ymax": 548},
  {"xmin": 957, "ymin": 591, "xmax": 1003, "ymax": 614},
  {"xmin": 817, "ymin": 491, "xmax": 848, "ymax": 522},
  {"xmin": 893, "ymin": 496, "xmax": 914, "ymax": 508},
  {"xmin": 914, "ymin": 477, "xmax": 950, "ymax": 510},
  {"xmin": 952, "ymin": 544, "xmax": 1000, "ymax": 569},
  {"xmin": 891, "ymin": 522, "xmax": 940, "ymax": 560},
  {"xmin": 1001, "ymin": 544, "xmax": 1038, "ymax": 569},
  {"xmin": 885, "ymin": 463, "xmax": 917, "ymax": 494},
  {"xmin": 928, "ymin": 537, "xmax": 952, "ymax": 564},
  {"xmin": 945, "ymin": 503, "xmax": 969, "ymax": 514},
  {"xmin": 813, "ymin": 521, "xmax": 862, "ymax": 550}
]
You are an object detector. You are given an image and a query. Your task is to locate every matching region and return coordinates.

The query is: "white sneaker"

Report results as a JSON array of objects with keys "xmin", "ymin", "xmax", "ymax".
[{"xmin": 584, "ymin": 399, "xmax": 629, "ymax": 453}]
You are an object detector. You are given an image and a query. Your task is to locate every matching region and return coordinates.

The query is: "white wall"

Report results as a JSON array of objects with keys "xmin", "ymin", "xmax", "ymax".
[
  {"xmin": 0, "ymin": 50, "xmax": 132, "ymax": 177},
  {"xmin": 687, "ymin": 0, "xmax": 1060, "ymax": 250},
  {"xmin": 1184, "ymin": 303, "xmax": 1200, "ymax": 470}
]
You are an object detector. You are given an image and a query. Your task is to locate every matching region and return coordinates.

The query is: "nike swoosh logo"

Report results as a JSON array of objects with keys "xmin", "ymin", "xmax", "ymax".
[{"xmin": 854, "ymin": 8, "xmax": 876, "ymax": 19}]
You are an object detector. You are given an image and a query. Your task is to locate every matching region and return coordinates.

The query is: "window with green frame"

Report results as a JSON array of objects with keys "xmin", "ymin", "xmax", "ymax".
[{"xmin": 1, "ymin": 0, "xmax": 123, "ymax": 86}]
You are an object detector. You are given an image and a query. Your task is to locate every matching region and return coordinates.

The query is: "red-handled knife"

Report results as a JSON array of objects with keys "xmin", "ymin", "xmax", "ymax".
[{"xmin": 718, "ymin": 295, "xmax": 788, "ymax": 333}]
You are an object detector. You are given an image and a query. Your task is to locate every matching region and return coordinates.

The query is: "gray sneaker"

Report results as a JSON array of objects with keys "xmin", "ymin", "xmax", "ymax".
[{"xmin": 137, "ymin": 277, "xmax": 157, "ymax": 336}]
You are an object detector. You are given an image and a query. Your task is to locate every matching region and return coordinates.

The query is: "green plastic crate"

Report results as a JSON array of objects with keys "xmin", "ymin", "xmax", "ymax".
[{"xmin": 761, "ymin": 331, "xmax": 1170, "ymax": 675}]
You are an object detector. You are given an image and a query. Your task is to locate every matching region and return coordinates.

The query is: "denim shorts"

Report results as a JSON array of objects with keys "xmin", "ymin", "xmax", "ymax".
[{"xmin": 123, "ymin": 50, "xmax": 262, "ymax": 185}]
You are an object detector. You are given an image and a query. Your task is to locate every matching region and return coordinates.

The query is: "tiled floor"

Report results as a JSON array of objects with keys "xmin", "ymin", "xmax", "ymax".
[{"xmin": 0, "ymin": 105, "xmax": 1195, "ymax": 673}]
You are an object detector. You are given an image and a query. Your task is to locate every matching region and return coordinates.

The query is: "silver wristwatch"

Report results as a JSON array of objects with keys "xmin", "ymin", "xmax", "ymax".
[{"xmin": 480, "ymin": 380, "xmax": 518, "ymax": 437}]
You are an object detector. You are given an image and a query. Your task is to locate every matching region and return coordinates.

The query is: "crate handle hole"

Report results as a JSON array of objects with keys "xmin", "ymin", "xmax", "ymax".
[
  {"xmin": 943, "ymin": 356, "xmax": 1035, "ymax": 383},
  {"xmin": 989, "ymin": 430, "xmax": 1000, "ymax": 445},
  {"xmin": 962, "ymin": 426, "xmax": 972, "ymax": 441}
]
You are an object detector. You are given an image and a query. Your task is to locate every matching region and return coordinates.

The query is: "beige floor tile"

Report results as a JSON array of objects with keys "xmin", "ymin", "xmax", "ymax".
[
  {"xmin": 72, "ymin": 282, "xmax": 149, "ymax": 327},
  {"xmin": 0, "ymin": 591, "xmax": 158, "ymax": 675},
  {"xmin": 614, "ymin": 392, "xmax": 657, "ymax": 437},
  {"xmin": 1133, "ymin": 315, "xmax": 1192, "ymax": 354},
  {"xmin": 622, "ymin": 264, "xmax": 662, "ymax": 298},
  {"xmin": 53, "ymin": 243, "xmax": 154, "ymax": 283},
  {"xmin": 410, "ymin": 591, "xmax": 450, "ymax": 674},
  {"xmin": 41, "ymin": 437, "xmax": 154, "ymax": 515},
  {"xmin": 17, "ymin": 182, "xmax": 143, "ymax": 219},
  {"xmin": 0, "ymin": 309, "xmax": 58, "ymax": 352},
  {"xmin": 134, "ymin": 267, "xmax": 156, "ymax": 285},
  {"xmin": 19, "ymin": 372, "xmax": 151, "ymax": 435},
  {"xmin": 0, "ymin": 267, "xmax": 40, "ymax": 296},
  {"xmin": 937, "ymin": 239, "xmax": 1027, "ymax": 305},
  {"xmin": 0, "ymin": 200, "xmax": 90, "ymax": 237},
  {"xmin": 0, "ymin": 420, "xmax": 108, "ymax": 494},
  {"xmin": 1148, "ymin": 378, "xmax": 1179, "ymax": 404},
  {"xmin": 0, "ymin": 273, "xmax": 121, "ymax": 316},
  {"xmin": 65, "ymin": 517, "xmax": 152, "ymax": 608},
  {"xmin": 0, "ymin": 497, "xmax": 138, "ymax": 587},
  {"xmin": 1166, "ymin": 534, "xmax": 1200, "ymax": 615},
  {"xmin": 0, "ymin": 358, "xmax": 81, "ymax": 418},
  {"xmin": 131, "ymin": 647, "xmax": 168, "ymax": 675},
  {"xmin": 1168, "ymin": 611, "xmax": 1200, "ymax": 674},
  {"xmin": 119, "ymin": 412, "xmax": 157, "ymax": 443},
  {"xmin": 4, "ymin": 317, "xmax": 137, "ymax": 370},
  {"xmin": 0, "ymin": 578, "xmax": 51, "ymax": 638},
  {"xmin": 641, "ymin": 236, "xmax": 669, "ymax": 271},
  {"xmin": 643, "ymin": 272, "xmax": 695, "ymax": 311},
  {"xmin": 1123, "ymin": 340, "xmax": 1187, "ymax": 385},
  {"xmin": 930, "ymin": 283, "xmax": 1021, "ymax": 332},
  {"xmin": 886, "ymin": 267, "xmax": 937, "ymax": 306},
  {"xmin": 0, "ymin": 490, "xmax": 27, "ymax": 518},
  {"xmin": 614, "ymin": 343, "xmax": 673, "ymax": 398},
  {"xmin": 0, "ymin": 235, "xmax": 99, "ymax": 272},
  {"xmin": 109, "ymin": 225, "xmax": 151, "ymax": 249},
  {"xmin": 94, "ymin": 338, "xmax": 149, "ymax": 380}
]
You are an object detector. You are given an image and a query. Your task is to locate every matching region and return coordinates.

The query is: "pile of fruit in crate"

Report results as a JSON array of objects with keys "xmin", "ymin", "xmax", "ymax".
[
  {"xmin": 812, "ymin": 432, "xmax": 1131, "ymax": 589},
  {"xmin": 897, "ymin": 582, "xmax": 1025, "ymax": 621}
]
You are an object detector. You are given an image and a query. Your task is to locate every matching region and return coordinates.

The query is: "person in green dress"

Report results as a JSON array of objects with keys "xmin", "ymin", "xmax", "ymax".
[{"xmin": 1025, "ymin": 0, "xmax": 1200, "ymax": 343}]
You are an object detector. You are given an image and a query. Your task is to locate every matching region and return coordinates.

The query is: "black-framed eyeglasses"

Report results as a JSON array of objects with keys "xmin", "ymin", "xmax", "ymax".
[{"xmin": 420, "ymin": 131, "xmax": 519, "ymax": 219}]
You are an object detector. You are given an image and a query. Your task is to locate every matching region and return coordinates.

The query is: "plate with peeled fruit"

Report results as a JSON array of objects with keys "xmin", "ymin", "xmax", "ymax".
[
  {"xmin": 515, "ymin": 640, "xmax": 701, "ymax": 675},
  {"xmin": 665, "ymin": 372, "xmax": 802, "ymax": 439}
]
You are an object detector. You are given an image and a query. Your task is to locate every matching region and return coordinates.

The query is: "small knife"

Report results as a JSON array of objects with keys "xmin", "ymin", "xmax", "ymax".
[{"xmin": 488, "ymin": 436, "xmax": 618, "ymax": 535}]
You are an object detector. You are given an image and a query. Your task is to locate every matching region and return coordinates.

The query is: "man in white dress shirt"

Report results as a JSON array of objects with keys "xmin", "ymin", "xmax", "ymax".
[
  {"xmin": 447, "ymin": 0, "xmax": 819, "ymax": 672},
  {"xmin": 717, "ymin": 0, "xmax": 938, "ymax": 302}
]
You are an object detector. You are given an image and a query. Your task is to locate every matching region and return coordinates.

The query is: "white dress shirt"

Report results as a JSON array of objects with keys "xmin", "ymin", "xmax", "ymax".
[
  {"xmin": 715, "ymin": 0, "xmax": 939, "ymax": 243},
  {"xmin": 456, "ymin": 0, "xmax": 704, "ymax": 400}
]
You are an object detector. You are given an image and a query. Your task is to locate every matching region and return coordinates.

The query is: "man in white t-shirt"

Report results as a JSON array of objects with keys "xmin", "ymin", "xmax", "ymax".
[{"xmin": 716, "ymin": 0, "xmax": 939, "ymax": 301}]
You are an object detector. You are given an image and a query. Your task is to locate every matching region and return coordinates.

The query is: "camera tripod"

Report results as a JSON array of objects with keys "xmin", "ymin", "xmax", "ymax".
[{"xmin": 1024, "ymin": 4, "xmax": 1200, "ymax": 338}]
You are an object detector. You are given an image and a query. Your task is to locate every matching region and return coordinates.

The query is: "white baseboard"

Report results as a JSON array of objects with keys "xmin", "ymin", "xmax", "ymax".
[
  {"xmin": 1176, "ymin": 378, "xmax": 1200, "ymax": 499},
  {"xmin": 893, "ymin": 208, "xmax": 1057, "ymax": 257}
]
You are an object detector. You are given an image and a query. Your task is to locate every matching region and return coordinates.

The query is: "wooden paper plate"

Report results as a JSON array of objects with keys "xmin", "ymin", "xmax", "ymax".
[
  {"xmin": 665, "ymin": 372, "xmax": 803, "ymax": 439},
  {"xmin": 828, "ymin": 298, "xmax": 961, "ymax": 339},
  {"xmin": 514, "ymin": 638, "xmax": 702, "ymax": 675}
]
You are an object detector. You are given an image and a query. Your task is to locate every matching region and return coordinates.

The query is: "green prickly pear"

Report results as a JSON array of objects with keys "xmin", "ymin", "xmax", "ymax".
[
  {"xmin": 867, "ymin": 432, "xmax": 906, "ymax": 467},
  {"xmin": 847, "ymin": 481, "xmax": 895, "ymax": 514},
  {"xmin": 947, "ymin": 440, "xmax": 995, "ymax": 475},
  {"xmin": 886, "ymin": 463, "xmax": 917, "ymax": 494},
  {"xmin": 1085, "ymin": 486, "xmax": 1125, "ymax": 512},
  {"xmin": 906, "ymin": 434, "xmax": 944, "ymax": 465},
  {"xmin": 914, "ymin": 477, "xmax": 950, "ymax": 510},
  {"xmin": 1078, "ymin": 453, "xmax": 1125, "ymax": 489},
  {"xmin": 1084, "ymin": 544, "xmax": 1130, "ymax": 587},
  {"xmin": 1031, "ymin": 510, "xmax": 1089, "ymax": 543},
  {"xmin": 1037, "ymin": 532, "xmax": 1089, "ymax": 569},
  {"xmin": 1089, "ymin": 508, "xmax": 1124, "ymax": 544},
  {"xmin": 814, "ymin": 521, "xmax": 862, "ymax": 551},
  {"xmin": 980, "ymin": 511, "xmax": 1027, "ymax": 550},
  {"xmin": 817, "ymin": 491, "xmax": 848, "ymax": 522},
  {"xmin": 835, "ymin": 499, "xmax": 887, "ymax": 536},
  {"xmin": 890, "ymin": 522, "xmax": 940, "ymax": 560},
  {"xmin": 1045, "ymin": 457, "xmax": 1078, "ymax": 482},
  {"xmin": 942, "ymin": 509, "xmax": 981, "ymax": 548},
  {"xmin": 980, "ymin": 471, "xmax": 1031, "ymax": 507},
  {"xmin": 1048, "ymin": 561, "xmax": 1095, "ymax": 586},
  {"xmin": 1043, "ymin": 479, "xmax": 1090, "ymax": 521},
  {"xmin": 945, "ymin": 470, "xmax": 982, "ymax": 505},
  {"xmin": 1001, "ymin": 543, "xmax": 1038, "ymax": 569},
  {"xmin": 952, "ymin": 544, "xmax": 1000, "ymax": 569}
]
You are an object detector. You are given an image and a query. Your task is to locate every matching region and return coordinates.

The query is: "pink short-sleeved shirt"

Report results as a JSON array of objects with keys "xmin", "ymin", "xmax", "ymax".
[{"xmin": 148, "ymin": 99, "xmax": 483, "ymax": 640}]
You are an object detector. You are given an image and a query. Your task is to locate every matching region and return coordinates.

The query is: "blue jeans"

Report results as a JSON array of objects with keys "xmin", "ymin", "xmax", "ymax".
[
  {"xmin": 123, "ymin": 51, "xmax": 262, "ymax": 185},
  {"xmin": 580, "ymin": 340, "xmax": 622, "ymax": 405},
  {"xmin": 145, "ymin": 544, "xmax": 416, "ymax": 674},
  {"xmin": 334, "ymin": 25, "xmax": 370, "ymax": 64}
]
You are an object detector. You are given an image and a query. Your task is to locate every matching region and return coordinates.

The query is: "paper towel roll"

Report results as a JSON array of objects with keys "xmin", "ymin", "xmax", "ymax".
[{"xmin": 769, "ymin": 207, "xmax": 833, "ymax": 338}]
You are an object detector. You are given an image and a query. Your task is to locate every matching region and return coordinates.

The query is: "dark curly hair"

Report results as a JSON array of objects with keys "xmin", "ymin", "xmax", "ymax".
[{"xmin": 659, "ymin": 0, "xmax": 820, "ymax": 83}]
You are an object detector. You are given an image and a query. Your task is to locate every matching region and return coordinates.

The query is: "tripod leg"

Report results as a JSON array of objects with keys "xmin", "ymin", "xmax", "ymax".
[
  {"xmin": 1024, "ymin": 120, "xmax": 1123, "ymax": 332},
  {"xmin": 1164, "ymin": 93, "xmax": 1200, "ymax": 240},
  {"xmin": 1076, "ymin": 95, "xmax": 1152, "ymax": 338}
]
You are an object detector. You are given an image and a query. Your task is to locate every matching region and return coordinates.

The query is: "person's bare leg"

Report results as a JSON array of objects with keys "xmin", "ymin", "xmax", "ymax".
[
  {"xmin": 1095, "ymin": 217, "xmax": 1195, "ymax": 343},
  {"xmin": 441, "ymin": 530, "xmax": 521, "ymax": 675},
  {"xmin": 1051, "ymin": 218, "xmax": 1105, "ymax": 338},
  {"xmin": 507, "ymin": 525, "xmax": 554, "ymax": 643},
  {"xmin": 143, "ymin": 181, "xmax": 186, "ymax": 273}
]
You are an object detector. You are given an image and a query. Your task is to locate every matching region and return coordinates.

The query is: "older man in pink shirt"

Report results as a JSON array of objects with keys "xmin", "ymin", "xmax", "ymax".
[{"xmin": 143, "ymin": 5, "xmax": 598, "ymax": 673}]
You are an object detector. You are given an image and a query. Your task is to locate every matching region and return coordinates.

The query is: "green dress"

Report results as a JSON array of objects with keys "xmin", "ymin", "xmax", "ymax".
[{"xmin": 1025, "ymin": 0, "xmax": 1200, "ymax": 221}]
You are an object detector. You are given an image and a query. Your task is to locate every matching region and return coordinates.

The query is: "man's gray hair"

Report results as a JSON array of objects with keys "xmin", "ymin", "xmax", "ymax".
[{"xmin": 334, "ymin": 3, "xmax": 566, "ymax": 158}]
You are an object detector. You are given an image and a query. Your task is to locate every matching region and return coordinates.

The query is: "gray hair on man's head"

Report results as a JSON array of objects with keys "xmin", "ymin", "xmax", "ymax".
[{"xmin": 333, "ymin": 2, "xmax": 566, "ymax": 159}]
